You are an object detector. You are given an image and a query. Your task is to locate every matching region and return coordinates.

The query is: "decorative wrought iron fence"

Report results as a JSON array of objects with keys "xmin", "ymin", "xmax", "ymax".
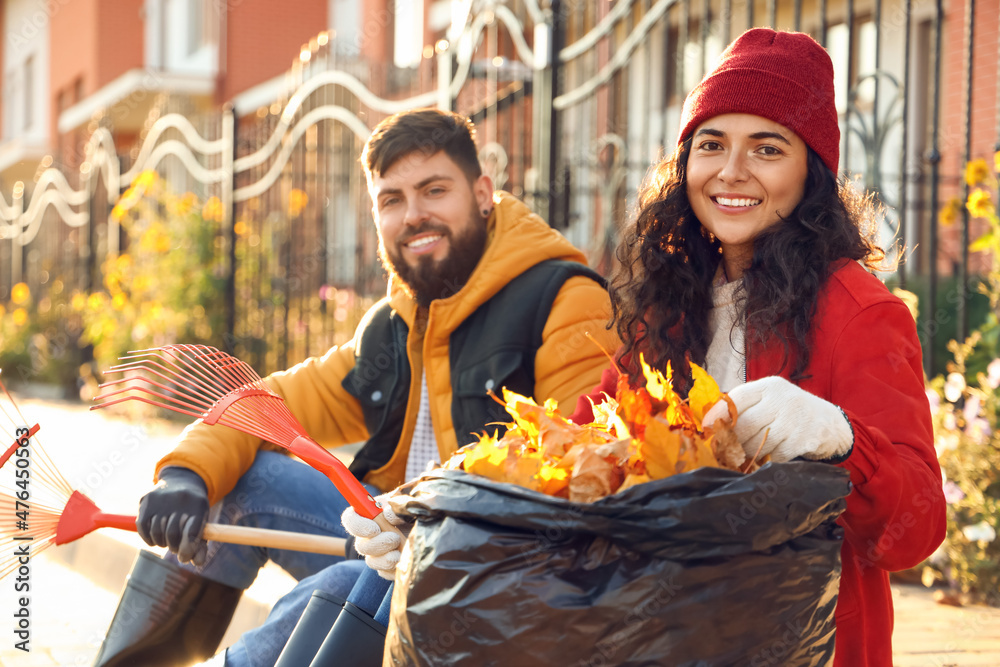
[{"xmin": 0, "ymin": 0, "xmax": 997, "ymax": 383}]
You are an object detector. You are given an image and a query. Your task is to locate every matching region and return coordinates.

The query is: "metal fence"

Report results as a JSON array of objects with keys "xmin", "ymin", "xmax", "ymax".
[{"xmin": 1, "ymin": 0, "xmax": 998, "ymax": 383}]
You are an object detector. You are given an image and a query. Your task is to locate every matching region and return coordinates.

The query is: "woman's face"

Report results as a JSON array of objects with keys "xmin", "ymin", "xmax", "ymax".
[{"xmin": 685, "ymin": 113, "xmax": 809, "ymax": 278}]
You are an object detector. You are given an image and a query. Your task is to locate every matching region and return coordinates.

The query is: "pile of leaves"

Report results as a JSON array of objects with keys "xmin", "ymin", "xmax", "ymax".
[{"xmin": 444, "ymin": 356, "xmax": 760, "ymax": 503}]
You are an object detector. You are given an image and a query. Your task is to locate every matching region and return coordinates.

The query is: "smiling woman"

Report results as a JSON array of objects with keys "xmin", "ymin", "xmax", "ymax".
[
  {"xmin": 685, "ymin": 113, "xmax": 809, "ymax": 279},
  {"xmin": 575, "ymin": 28, "xmax": 947, "ymax": 667}
]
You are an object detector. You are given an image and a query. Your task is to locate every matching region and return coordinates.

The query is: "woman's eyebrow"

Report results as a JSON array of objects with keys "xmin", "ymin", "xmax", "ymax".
[
  {"xmin": 748, "ymin": 131, "xmax": 792, "ymax": 145},
  {"xmin": 693, "ymin": 128, "xmax": 792, "ymax": 146}
]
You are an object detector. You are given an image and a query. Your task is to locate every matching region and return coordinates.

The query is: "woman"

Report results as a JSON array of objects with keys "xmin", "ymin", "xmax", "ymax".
[{"xmin": 573, "ymin": 28, "xmax": 945, "ymax": 666}]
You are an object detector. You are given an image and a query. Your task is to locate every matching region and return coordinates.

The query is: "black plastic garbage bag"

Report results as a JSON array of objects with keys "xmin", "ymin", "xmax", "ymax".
[{"xmin": 384, "ymin": 461, "xmax": 850, "ymax": 667}]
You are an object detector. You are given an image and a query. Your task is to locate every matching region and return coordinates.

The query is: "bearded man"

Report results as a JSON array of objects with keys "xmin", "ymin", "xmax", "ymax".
[{"xmin": 95, "ymin": 108, "xmax": 618, "ymax": 667}]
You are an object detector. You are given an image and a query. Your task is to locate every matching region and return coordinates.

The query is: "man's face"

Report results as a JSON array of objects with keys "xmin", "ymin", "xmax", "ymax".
[{"xmin": 370, "ymin": 150, "xmax": 493, "ymax": 307}]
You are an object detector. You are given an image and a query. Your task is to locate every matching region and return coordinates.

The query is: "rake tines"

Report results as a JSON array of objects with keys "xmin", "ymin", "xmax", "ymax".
[
  {"xmin": 0, "ymin": 373, "xmax": 345, "ymax": 581},
  {"xmin": 91, "ymin": 345, "xmax": 386, "ymax": 523}
]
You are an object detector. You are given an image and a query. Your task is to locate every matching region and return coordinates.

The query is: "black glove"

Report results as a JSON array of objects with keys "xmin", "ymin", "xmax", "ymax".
[{"xmin": 136, "ymin": 466, "xmax": 210, "ymax": 566}]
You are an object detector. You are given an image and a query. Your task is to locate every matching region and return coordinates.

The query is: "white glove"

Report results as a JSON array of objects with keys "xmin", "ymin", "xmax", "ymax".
[
  {"xmin": 341, "ymin": 493, "xmax": 409, "ymax": 581},
  {"xmin": 702, "ymin": 376, "xmax": 854, "ymax": 464}
]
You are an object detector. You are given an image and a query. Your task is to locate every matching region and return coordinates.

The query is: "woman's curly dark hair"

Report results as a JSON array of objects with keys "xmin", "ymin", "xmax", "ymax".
[{"xmin": 610, "ymin": 141, "xmax": 891, "ymax": 392}]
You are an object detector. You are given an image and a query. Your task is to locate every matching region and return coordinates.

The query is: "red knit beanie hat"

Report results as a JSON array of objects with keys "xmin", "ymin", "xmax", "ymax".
[{"xmin": 677, "ymin": 28, "xmax": 840, "ymax": 174}]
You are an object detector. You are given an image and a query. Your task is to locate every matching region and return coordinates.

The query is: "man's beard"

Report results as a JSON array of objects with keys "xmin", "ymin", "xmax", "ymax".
[{"xmin": 379, "ymin": 205, "xmax": 489, "ymax": 308}]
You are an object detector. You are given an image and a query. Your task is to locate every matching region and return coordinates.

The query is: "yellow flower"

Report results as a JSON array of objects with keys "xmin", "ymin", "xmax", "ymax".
[
  {"xmin": 88, "ymin": 293, "xmax": 107, "ymax": 310},
  {"xmin": 132, "ymin": 170, "xmax": 158, "ymax": 191},
  {"xmin": 111, "ymin": 203, "xmax": 128, "ymax": 221},
  {"xmin": 967, "ymin": 189, "xmax": 995, "ymax": 219},
  {"xmin": 72, "ymin": 293, "xmax": 86, "ymax": 311},
  {"xmin": 170, "ymin": 192, "xmax": 198, "ymax": 217},
  {"xmin": 117, "ymin": 254, "xmax": 132, "ymax": 271},
  {"xmin": 12, "ymin": 308, "xmax": 28, "ymax": 326},
  {"xmin": 234, "ymin": 220, "xmax": 250, "ymax": 237},
  {"xmin": 965, "ymin": 159, "xmax": 990, "ymax": 187},
  {"xmin": 939, "ymin": 197, "xmax": 961, "ymax": 226},
  {"xmin": 10, "ymin": 282, "xmax": 30, "ymax": 305},
  {"xmin": 112, "ymin": 293, "xmax": 127, "ymax": 311},
  {"xmin": 202, "ymin": 196, "xmax": 224, "ymax": 222},
  {"xmin": 288, "ymin": 189, "xmax": 309, "ymax": 218}
]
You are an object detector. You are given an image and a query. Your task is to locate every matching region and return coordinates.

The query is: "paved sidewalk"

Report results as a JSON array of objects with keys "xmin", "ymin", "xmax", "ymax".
[{"xmin": 1, "ymin": 393, "xmax": 999, "ymax": 666}]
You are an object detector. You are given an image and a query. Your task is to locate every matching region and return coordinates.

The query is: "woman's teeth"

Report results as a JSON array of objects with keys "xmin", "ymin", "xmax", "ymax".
[{"xmin": 715, "ymin": 197, "xmax": 761, "ymax": 207}]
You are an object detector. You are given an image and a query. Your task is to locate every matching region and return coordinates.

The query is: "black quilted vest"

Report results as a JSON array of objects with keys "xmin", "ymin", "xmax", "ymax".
[{"xmin": 342, "ymin": 260, "xmax": 605, "ymax": 480}]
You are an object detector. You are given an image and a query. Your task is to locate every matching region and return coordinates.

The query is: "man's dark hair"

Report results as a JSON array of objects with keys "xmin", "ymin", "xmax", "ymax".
[{"xmin": 362, "ymin": 108, "xmax": 483, "ymax": 183}]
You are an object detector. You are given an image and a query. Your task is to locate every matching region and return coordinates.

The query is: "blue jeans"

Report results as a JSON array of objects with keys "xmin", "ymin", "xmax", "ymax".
[{"xmin": 172, "ymin": 451, "xmax": 377, "ymax": 667}]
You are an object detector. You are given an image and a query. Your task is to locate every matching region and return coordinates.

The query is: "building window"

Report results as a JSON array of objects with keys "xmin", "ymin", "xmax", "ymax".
[
  {"xmin": 24, "ymin": 56, "xmax": 34, "ymax": 131},
  {"xmin": 187, "ymin": 0, "xmax": 204, "ymax": 55},
  {"xmin": 394, "ymin": 0, "xmax": 424, "ymax": 68}
]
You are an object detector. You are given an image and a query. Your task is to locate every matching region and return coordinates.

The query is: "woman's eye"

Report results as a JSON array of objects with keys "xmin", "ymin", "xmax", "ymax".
[
  {"xmin": 698, "ymin": 141, "xmax": 722, "ymax": 151},
  {"xmin": 758, "ymin": 145, "xmax": 782, "ymax": 156}
]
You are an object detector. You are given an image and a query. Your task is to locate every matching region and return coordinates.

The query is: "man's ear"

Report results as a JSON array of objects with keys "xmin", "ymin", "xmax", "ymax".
[{"xmin": 474, "ymin": 174, "xmax": 494, "ymax": 212}]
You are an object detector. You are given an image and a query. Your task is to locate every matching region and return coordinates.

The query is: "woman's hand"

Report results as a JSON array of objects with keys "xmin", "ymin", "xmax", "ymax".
[
  {"xmin": 704, "ymin": 376, "xmax": 854, "ymax": 463},
  {"xmin": 341, "ymin": 493, "xmax": 411, "ymax": 581}
]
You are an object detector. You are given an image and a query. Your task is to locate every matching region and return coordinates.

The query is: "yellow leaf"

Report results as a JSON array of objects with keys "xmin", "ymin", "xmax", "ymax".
[
  {"xmin": 640, "ymin": 353, "xmax": 671, "ymax": 400},
  {"xmin": 641, "ymin": 416, "xmax": 682, "ymax": 479},
  {"xmin": 688, "ymin": 361, "xmax": 722, "ymax": 426},
  {"xmin": 463, "ymin": 433, "xmax": 511, "ymax": 483},
  {"xmin": 616, "ymin": 473, "xmax": 651, "ymax": 494}
]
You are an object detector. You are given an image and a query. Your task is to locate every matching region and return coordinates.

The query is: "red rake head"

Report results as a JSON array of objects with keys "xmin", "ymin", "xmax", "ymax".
[
  {"xmin": 54, "ymin": 491, "xmax": 136, "ymax": 545},
  {"xmin": 91, "ymin": 345, "xmax": 381, "ymax": 519}
]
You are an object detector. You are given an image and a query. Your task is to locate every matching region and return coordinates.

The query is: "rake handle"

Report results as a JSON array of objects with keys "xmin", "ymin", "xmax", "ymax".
[
  {"xmin": 201, "ymin": 524, "xmax": 346, "ymax": 556},
  {"xmin": 91, "ymin": 514, "xmax": 346, "ymax": 556}
]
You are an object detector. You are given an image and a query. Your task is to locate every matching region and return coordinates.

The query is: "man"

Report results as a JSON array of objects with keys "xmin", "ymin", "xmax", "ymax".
[{"xmin": 95, "ymin": 108, "xmax": 618, "ymax": 667}]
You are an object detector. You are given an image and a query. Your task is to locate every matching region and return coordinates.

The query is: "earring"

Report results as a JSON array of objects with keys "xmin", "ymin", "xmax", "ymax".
[{"xmin": 482, "ymin": 209, "xmax": 491, "ymax": 217}]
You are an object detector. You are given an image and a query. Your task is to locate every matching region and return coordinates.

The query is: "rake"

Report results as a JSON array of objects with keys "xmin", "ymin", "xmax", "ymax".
[
  {"xmin": 90, "ymin": 344, "xmax": 400, "ymax": 537},
  {"xmin": 0, "ymin": 376, "xmax": 345, "ymax": 582}
]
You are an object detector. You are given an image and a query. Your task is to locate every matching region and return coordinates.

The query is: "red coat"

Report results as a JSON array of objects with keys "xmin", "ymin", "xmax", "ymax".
[{"xmin": 572, "ymin": 260, "xmax": 946, "ymax": 667}]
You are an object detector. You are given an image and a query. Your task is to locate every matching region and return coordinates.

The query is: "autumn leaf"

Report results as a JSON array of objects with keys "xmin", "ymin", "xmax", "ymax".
[
  {"xmin": 688, "ymin": 362, "xmax": 722, "ymax": 425},
  {"xmin": 446, "ymin": 360, "xmax": 741, "ymax": 502}
]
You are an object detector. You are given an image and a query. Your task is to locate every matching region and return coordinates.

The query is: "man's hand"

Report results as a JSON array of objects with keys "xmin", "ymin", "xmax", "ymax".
[
  {"xmin": 341, "ymin": 493, "xmax": 410, "ymax": 581},
  {"xmin": 136, "ymin": 467, "xmax": 210, "ymax": 566},
  {"xmin": 703, "ymin": 376, "xmax": 854, "ymax": 463}
]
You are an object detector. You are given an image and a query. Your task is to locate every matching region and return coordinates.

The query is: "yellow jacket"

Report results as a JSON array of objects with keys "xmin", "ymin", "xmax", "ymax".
[{"xmin": 156, "ymin": 192, "xmax": 619, "ymax": 500}]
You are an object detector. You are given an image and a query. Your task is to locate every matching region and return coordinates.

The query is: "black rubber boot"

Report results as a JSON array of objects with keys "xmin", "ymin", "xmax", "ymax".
[
  {"xmin": 274, "ymin": 590, "xmax": 346, "ymax": 667},
  {"xmin": 93, "ymin": 550, "xmax": 243, "ymax": 667},
  {"xmin": 309, "ymin": 601, "xmax": 387, "ymax": 667}
]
